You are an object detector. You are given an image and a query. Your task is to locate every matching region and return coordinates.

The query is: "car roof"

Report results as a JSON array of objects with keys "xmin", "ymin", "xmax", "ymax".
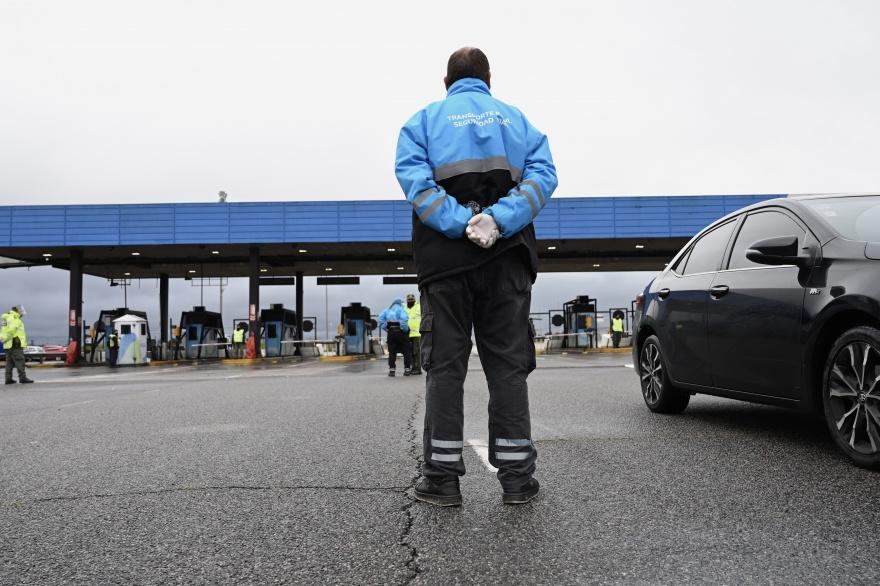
[
  {"xmin": 787, "ymin": 192, "xmax": 880, "ymax": 200},
  {"xmin": 683, "ymin": 195, "xmax": 840, "ymax": 251}
]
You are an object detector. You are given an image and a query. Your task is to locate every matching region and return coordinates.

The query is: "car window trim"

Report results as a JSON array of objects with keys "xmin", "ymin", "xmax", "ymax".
[
  {"xmin": 723, "ymin": 206, "xmax": 816, "ymax": 271},
  {"xmin": 681, "ymin": 218, "xmax": 738, "ymax": 276}
]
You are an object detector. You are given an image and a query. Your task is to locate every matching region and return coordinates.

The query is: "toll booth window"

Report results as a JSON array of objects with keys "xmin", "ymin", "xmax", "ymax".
[
  {"xmin": 140, "ymin": 324, "xmax": 146, "ymax": 336},
  {"xmin": 267, "ymin": 324, "xmax": 277, "ymax": 338},
  {"xmin": 188, "ymin": 326, "xmax": 198, "ymax": 339},
  {"xmin": 121, "ymin": 325, "xmax": 132, "ymax": 335},
  {"xmin": 347, "ymin": 322, "xmax": 358, "ymax": 336}
]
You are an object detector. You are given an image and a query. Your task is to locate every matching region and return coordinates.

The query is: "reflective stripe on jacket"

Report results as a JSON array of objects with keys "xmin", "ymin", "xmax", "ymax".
[
  {"xmin": 395, "ymin": 78, "xmax": 557, "ymax": 285},
  {"xmin": 405, "ymin": 303, "xmax": 421, "ymax": 338}
]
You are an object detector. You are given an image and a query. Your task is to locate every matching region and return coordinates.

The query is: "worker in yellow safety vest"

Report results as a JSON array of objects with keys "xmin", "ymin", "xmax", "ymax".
[
  {"xmin": 232, "ymin": 324, "xmax": 246, "ymax": 359},
  {"xmin": 108, "ymin": 329, "xmax": 119, "ymax": 367},
  {"xmin": 2, "ymin": 306, "xmax": 34, "ymax": 384},
  {"xmin": 405, "ymin": 293, "xmax": 422, "ymax": 375},
  {"xmin": 611, "ymin": 312, "xmax": 625, "ymax": 348}
]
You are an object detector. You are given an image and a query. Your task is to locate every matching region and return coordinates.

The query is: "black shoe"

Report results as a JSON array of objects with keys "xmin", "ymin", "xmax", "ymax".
[
  {"xmin": 4, "ymin": 380, "xmax": 15, "ymax": 385},
  {"xmin": 410, "ymin": 369, "xmax": 422, "ymax": 376},
  {"xmin": 388, "ymin": 369, "xmax": 396, "ymax": 377},
  {"xmin": 403, "ymin": 368, "xmax": 412, "ymax": 376},
  {"xmin": 502, "ymin": 478, "xmax": 540, "ymax": 505},
  {"xmin": 19, "ymin": 378, "xmax": 34, "ymax": 384},
  {"xmin": 414, "ymin": 477, "xmax": 462, "ymax": 507}
]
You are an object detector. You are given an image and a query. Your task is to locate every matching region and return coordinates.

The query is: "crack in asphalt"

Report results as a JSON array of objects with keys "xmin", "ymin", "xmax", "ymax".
[
  {"xmin": 0, "ymin": 484, "xmax": 410, "ymax": 507},
  {"xmin": 398, "ymin": 394, "xmax": 423, "ymax": 585}
]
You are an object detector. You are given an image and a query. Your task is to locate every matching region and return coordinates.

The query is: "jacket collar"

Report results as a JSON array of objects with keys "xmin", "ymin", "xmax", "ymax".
[{"xmin": 447, "ymin": 78, "xmax": 491, "ymax": 97}]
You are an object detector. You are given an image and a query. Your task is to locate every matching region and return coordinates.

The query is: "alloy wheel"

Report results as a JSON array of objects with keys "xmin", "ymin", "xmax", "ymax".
[
  {"xmin": 640, "ymin": 343, "xmax": 663, "ymax": 405},
  {"xmin": 827, "ymin": 341, "xmax": 880, "ymax": 455}
]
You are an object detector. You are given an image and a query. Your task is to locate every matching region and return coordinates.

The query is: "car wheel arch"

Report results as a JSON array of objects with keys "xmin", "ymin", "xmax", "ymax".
[{"xmin": 808, "ymin": 307, "xmax": 880, "ymax": 409}]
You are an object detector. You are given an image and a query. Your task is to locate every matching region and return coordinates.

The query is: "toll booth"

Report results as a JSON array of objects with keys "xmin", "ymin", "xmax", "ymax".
[
  {"xmin": 563, "ymin": 296, "xmax": 597, "ymax": 349},
  {"xmin": 260, "ymin": 304, "xmax": 298, "ymax": 357},
  {"xmin": 179, "ymin": 306, "xmax": 226, "ymax": 359},
  {"xmin": 88, "ymin": 307, "xmax": 151, "ymax": 363},
  {"xmin": 340, "ymin": 302, "xmax": 371, "ymax": 355},
  {"xmin": 112, "ymin": 314, "xmax": 150, "ymax": 365}
]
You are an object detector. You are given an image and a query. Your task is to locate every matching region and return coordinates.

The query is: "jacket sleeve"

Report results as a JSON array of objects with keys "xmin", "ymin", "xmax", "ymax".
[
  {"xmin": 395, "ymin": 111, "xmax": 473, "ymax": 239},
  {"xmin": 484, "ymin": 116, "xmax": 558, "ymax": 238},
  {"xmin": 396, "ymin": 308, "xmax": 410, "ymax": 333},
  {"xmin": 377, "ymin": 309, "xmax": 388, "ymax": 332}
]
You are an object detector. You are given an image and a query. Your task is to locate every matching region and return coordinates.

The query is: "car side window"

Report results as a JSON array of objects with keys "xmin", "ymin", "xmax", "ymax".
[
  {"xmin": 728, "ymin": 211, "xmax": 806, "ymax": 270},
  {"xmin": 682, "ymin": 220, "xmax": 736, "ymax": 275},
  {"xmin": 669, "ymin": 249, "xmax": 690, "ymax": 275}
]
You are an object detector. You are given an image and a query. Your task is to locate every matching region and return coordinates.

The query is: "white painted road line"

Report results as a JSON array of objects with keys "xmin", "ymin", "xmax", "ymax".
[
  {"xmin": 624, "ymin": 363, "xmax": 634, "ymax": 368},
  {"xmin": 466, "ymin": 439, "xmax": 498, "ymax": 473}
]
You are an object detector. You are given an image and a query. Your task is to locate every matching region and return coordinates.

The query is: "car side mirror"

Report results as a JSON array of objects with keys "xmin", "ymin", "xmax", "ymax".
[{"xmin": 746, "ymin": 235, "xmax": 810, "ymax": 267}]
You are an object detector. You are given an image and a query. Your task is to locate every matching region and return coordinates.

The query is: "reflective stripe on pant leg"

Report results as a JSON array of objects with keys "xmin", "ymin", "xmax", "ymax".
[
  {"xmin": 420, "ymin": 280, "xmax": 473, "ymax": 480},
  {"xmin": 471, "ymin": 248, "xmax": 537, "ymax": 489}
]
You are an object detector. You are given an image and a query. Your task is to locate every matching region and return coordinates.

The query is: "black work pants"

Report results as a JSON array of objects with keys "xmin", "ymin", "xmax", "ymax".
[
  {"xmin": 611, "ymin": 332, "xmax": 621, "ymax": 348},
  {"xmin": 108, "ymin": 348, "xmax": 119, "ymax": 367},
  {"xmin": 419, "ymin": 247, "xmax": 537, "ymax": 491},
  {"xmin": 386, "ymin": 331, "xmax": 412, "ymax": 370},
  {"xmin": 5, "ymin": 347, "xmax": 27, "ymax": 381},
  {"xmin": 409, "ymin": 336, "xmax": 422, "ymax": 374}
]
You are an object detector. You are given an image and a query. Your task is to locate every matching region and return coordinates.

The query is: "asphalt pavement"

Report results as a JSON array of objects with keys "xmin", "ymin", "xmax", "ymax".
[{"xmin": 1, "ymin": 354, "xmax": 878, "ymax": 584}]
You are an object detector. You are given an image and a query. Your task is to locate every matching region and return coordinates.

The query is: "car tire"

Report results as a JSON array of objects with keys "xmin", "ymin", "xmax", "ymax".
[
  {"xmin": 822, "ymin": 326, "xmax": 880, "ymax": 470},
  {"xmin": 638, "ymin": 335, "xmax": 690, "ymax": 414}
]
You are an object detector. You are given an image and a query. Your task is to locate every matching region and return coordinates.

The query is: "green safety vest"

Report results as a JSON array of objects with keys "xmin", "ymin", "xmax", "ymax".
[
  {"xmin": 108, "ymin": 334, "xmax": 119, "ymax": 349},
  {"xmin": 233, "ymin": 329, "xmax": 244, "ymax": 343},
  {"xmin": 405, "ymin": 303, "xmax": 421, "ymax": 338},
  {"xmin": 612, "ymin": 317, "xmax": 624, "ymax": 333},
  {"xmin": 0, "ymin": 311, "xmax": 27, "ymax": 348}
]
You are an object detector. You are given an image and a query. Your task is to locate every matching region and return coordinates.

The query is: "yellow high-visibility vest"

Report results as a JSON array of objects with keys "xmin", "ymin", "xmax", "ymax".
[{"xmin": 406, "ymin": 303, "xmax": 421, "ymax": 338}]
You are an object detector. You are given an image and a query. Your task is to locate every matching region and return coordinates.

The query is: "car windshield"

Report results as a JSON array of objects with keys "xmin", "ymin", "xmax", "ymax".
[{"xmin": 802, "ymin": 196, "xmax": 880, "ymax": 242}]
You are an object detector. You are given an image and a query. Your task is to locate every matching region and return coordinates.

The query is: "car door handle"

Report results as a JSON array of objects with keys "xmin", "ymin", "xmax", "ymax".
[
  {"xmin": 710, "ymin": 285, "xmax": 730, "ymax": 299},
  {"xmin": 657, "ymin": 288, "xmax": 671, "ymax": 299}
]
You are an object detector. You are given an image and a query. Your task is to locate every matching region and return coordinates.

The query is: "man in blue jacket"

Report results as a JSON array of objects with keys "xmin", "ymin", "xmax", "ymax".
[
  {"xmin": 378, "ymin": 297, "xmax": 412, "ymax": 377},
  {"xmin": 395, "ymin": 48, "xmax": 557, "ymax": 506}
]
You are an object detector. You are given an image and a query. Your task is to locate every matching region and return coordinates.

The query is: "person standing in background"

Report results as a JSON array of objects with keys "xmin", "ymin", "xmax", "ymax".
[
  {"xmin": 378, "ymin": 297, "xmax": 412, "ymax": 377},
  {"xmin": 405, "ymin": 293, "xmax": 422, "ymax": 375},
  {"xmin": 108, "ymin": 329, "xmax": 119, "ymax": 367},
  {"xmin": 2, "ymin": 306, "xmax": 34, "ymax": 385}
]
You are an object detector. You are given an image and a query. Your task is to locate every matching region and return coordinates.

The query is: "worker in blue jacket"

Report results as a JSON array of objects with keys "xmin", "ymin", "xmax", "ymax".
[
  {"xmin": 395, "ymin": 47, "xmax": 557, "ymax": 506},
  {"xmin": 378, "ymin": 297, "xmax": 412, "ymax": 377}
]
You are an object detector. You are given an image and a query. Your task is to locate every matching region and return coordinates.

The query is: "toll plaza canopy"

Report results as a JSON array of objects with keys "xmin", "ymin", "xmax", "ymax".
[{"xmin": 0, "ymin": 194, "xmax": 778, "ymax": 278}]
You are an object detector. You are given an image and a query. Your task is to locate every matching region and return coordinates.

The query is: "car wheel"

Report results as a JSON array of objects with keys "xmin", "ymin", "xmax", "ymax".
[
  {"xmin": 638, "ymin": 335, "xmax": 690, "ymax": 414},
  {"xmin": 822, "ymin": 326, "xmax": 880, "ymax": 469}
]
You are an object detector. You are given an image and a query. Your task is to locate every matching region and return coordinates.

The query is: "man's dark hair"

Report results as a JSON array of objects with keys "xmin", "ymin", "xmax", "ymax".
[{"xmin": 446, "ymin": 47, "xmax": 490, "ymax": 88}]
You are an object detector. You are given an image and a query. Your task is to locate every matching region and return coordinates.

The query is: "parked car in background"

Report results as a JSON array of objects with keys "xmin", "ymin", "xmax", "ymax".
[{"xmin": 634, "ymin": 194, "xmax": 880, "ymax": 469}]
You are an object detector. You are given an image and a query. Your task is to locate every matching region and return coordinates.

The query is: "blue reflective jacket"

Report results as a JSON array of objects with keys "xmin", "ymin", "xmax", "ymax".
[
  {"xmin": 378, "ymin": 298, "xmax": 411, "ymax": 333},
  {"xmin": 395, "ymin": 78, "xmax": 557, "ymax": 284}
]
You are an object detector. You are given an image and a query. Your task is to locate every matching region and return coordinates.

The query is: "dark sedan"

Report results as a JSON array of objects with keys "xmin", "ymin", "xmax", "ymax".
[{"xmin": 634, "ymin": 194, "xmax": 880, "ymax": 469}]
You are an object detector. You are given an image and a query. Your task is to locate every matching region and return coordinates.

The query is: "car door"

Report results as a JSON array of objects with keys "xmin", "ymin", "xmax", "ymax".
[
  {"xmin": 707, "ymin": 209, "xmax": 813, "ymax": 398},
  {"xmin": 655, "ymin": 219, "xmax": 737, "ymax": 387}
]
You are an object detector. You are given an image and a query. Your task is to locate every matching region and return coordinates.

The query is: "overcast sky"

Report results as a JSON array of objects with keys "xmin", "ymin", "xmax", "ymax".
[{"xmin": 2, "ymin": 1, "xmax": 879, "ymax": 343}]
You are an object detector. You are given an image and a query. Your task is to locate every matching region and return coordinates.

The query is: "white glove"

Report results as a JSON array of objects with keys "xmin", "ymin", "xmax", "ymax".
[{"xmin": 466, "ymin": 213, "xmax": 500, "ymax": 248}]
